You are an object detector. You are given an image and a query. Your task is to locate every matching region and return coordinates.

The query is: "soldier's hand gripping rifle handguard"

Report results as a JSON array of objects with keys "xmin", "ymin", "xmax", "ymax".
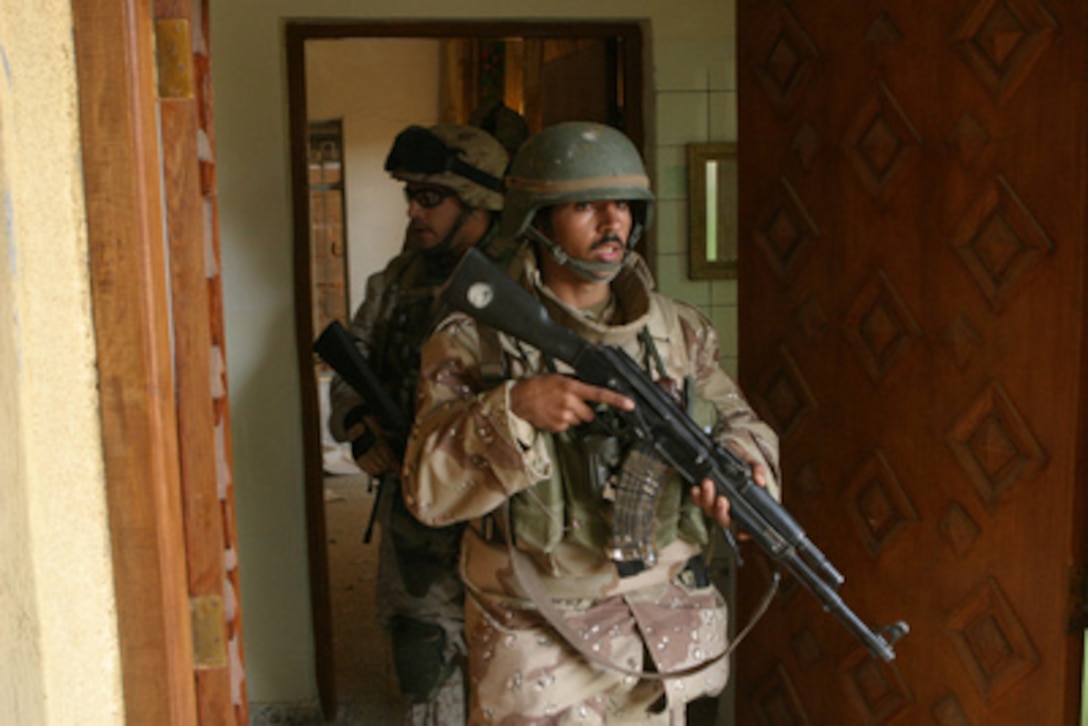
[{"xmin": 442, "ymin": 246, "xmax": 910, "ymax": 662}]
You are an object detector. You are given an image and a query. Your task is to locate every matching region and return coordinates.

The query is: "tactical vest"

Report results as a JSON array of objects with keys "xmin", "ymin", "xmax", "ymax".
[{"xmin": 483, "ymin": 293, "xmax": 718, "ymax": 572}]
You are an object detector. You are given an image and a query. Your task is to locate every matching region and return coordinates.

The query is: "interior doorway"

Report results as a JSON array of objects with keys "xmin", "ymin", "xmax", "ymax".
[{"xmin": 285, "ymin": 21, "xmax": 645, "ymax": 719}]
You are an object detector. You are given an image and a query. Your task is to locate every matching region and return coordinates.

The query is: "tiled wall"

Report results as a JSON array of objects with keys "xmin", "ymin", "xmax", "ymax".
[{"xmin": 650, "ymin": 34, "xmax": 740, "ymax": 376}]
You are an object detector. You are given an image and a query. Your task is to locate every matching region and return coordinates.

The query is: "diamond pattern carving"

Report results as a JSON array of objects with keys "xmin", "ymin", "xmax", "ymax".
[
  {"xmin": 752, "ymin": 7, "xmax": 819, "ymax": 112},
  {"xmin": 933, "ymin": 692, "xmax": 972, "ymax": 726},
  {"xmin": 753, "ymin": 345, "xmax": 817, "ymax": 439},
  {"xmin": 949, "ymin": 113, "xmax": 990, "ymax": 168},
  {"xmin": 947, "ymin": 382, "xmax": 1046, "ymax": 507},
  {"xmin": 952, "ymin": 176, "xmax": 1053, "ymax": 311},
  {"xmin": 754, "ymin": 177, "xmax": 820, "ymax": 281},
  {"xmin": 866, "ymin": 12, "xmax": 903, "ymax": 48},
  {"xmin": 938, "ymin": 501, "xmax": 981, "ymax": 557},
  {"xmin": 752, "ymin": 662, "xmax": 810, "ymax": 724},
  {"xmin": 792, "ymin": 122, "xmax": 822, "ymax": 172},
  {"xmin": 795, "ymin": 296, "xmax": 828, "ymax": 342},
  {"xmin": 843, "ymin": 270, "xmax": 921, "ymax": 382},
  {"xmin": 946, "ymin": 577, "xmax": 1040, "ymax": 700},
  {"xmin": 843, "ymin": 82, "xmax": 921, "ymax": 202},
  {"xmin": 956, "ymin": 0, "xmax": 1057, "ymax": 104},
  {"xmin": 839, "ymin": 646, "xmax": 913, "ymax": 722},
  {"xmin": 943, "ymin": 313, "xmax": 982, "ymax": 370},
  {"xmin": 846, "ymin": 450, "xmax": 919, "ymax": 558}
]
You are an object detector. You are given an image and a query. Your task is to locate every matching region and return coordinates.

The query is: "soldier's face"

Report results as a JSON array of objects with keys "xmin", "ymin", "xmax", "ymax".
[
  {"xmin": 546, "ymin": 200, "xmax": 632, "ymax": 270},
  {"xmin": 404, "ymin": 184, "xmax": 463, "ymax": 250}
]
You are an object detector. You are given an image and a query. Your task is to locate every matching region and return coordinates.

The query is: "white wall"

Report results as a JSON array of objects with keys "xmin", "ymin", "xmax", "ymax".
[
  {"xmin": 306, "ymin": 39, "xmax": 442, "ymax": 312},
  {"xmin": 211, "ymin": 0, "xmax": 738, "ymax": 711},
  {"xmin": 0, "ymin": 1, "xmax": 123, "ymax": 723}
]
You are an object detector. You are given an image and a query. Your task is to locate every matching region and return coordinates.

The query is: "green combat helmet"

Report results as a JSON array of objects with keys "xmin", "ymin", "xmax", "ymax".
[{"xmin": 503, "ymin": 121, "xmax": 655, "ymax": 281}]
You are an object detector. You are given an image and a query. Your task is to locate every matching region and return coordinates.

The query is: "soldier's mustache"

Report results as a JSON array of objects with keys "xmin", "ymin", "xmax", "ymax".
[{"xmin": 592, "ymin": 232, "xmax": 626, "ymax": 249}]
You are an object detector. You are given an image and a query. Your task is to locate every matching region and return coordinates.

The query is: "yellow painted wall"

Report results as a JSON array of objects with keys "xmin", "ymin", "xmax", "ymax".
[{"xmin": 0, "ymin": 1, "xmax": 123, "ymax": 723}]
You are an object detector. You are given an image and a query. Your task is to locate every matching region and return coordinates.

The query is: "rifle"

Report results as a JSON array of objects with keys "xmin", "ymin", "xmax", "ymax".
[
  {"xmin": 314, "ymin": 320, "xmax": 408, "ymax": 542},
  {"xmin": 440, "ymin": 247, "xmax": 909, "ymax": 662}
]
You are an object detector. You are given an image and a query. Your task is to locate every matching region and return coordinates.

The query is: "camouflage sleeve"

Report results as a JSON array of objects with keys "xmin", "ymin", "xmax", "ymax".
[
  {"xmin": 327, "ymin": 268, "xmax": 390, "ymax": 442},
  {"xmin": 401, "ymin": 312, "xmax": 553, "ymax": 527},
  {"xmin": 677, "ymin": 302, "xmax": 782, "ymax": 501}
]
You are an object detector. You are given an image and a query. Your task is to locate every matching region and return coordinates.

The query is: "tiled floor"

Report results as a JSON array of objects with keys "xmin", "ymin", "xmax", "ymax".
[{"xmin": 324, "ymin": 472, "xmax": 407, "ymax": 724}]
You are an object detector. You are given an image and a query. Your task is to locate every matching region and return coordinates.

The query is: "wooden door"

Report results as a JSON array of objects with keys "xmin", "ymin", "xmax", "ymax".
[{"xmin": 735, "ymin": 1, "xmax": 1087, "ymax": 723}]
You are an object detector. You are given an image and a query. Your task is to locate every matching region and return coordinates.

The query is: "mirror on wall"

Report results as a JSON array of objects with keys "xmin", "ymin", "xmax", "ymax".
[{"xmin": 687, "ymin": 142, "xmax": 738, "ymax": 280}]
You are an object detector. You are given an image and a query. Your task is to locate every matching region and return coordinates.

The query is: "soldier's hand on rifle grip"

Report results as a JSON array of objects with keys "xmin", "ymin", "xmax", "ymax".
[
  {"xmin": 510, "ymin": 374, "xmax": 635, "ymax": 433},
  {"xmin": 348, "ymin": 415, "xmax": 399, "ymax": 477}
]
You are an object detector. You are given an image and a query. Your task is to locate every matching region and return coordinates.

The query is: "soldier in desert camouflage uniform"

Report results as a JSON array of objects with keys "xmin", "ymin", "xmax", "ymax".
[
  {"xmin": 402, "ymin": 122, "xmax": 780, "ymax": 724},
  {"xmin": 328, "ymin": 123, "xmax": 514, "ymax": 724}
]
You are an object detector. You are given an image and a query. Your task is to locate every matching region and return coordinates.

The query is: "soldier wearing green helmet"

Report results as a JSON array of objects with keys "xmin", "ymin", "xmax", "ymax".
[
  {"xmin": 328, "ymin": 122, "xmax": 518, "ymax": 724},
  {"xmin": 403, "ymin": 122, "xmax": 781, "ymax": 723},
  {"xmin": 502, "ymin": 120, "xmax": 654, "ymax": 283}
]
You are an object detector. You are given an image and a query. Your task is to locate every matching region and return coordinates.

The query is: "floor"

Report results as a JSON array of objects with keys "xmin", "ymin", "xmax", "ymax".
[
  {"xmin": 324, "ymin": 472, "xmax": 407, "ymax": 724},
  {"xmin": 322, "ymin": 471, "xmax": 728, "ymax": 725}
]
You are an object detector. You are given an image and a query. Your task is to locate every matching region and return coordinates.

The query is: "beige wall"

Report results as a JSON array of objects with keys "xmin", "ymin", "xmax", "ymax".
[
  {"xmin": 306, "ymin": 38, "xmax": 443, "ymax": 311},
  {"xmin": 211, "ymin": 0, "xmax": 738, "ymax": 709},
  {"xmin": 0, "ymin": 1, "xmax": 123, "ymax": 724}
]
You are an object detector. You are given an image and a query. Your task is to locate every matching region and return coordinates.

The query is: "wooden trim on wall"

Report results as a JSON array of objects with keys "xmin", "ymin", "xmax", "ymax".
[{"xmin": 72, "ymin": 2, "xmax": 198, "ymax": 723}]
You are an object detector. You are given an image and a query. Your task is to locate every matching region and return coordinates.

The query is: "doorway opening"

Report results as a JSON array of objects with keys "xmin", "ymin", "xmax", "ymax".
[{"xmin": 285, "ymin": 21, "xmax": 645, "ymax": 719}]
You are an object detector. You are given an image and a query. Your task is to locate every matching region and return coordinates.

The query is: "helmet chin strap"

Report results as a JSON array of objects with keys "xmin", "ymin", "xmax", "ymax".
[{"xmin": 528, "ymin": 224, "xmax": 644, "ymax": 284}]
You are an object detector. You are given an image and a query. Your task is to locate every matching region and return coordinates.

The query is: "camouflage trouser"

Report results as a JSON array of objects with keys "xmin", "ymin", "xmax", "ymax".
[
  {"xmin": 462, "ymin": 578, "xmax": 730, "ymax": 725},
  {"xmin": 375, "ymin": 480, "xmax": 467, "ymax": 725}
]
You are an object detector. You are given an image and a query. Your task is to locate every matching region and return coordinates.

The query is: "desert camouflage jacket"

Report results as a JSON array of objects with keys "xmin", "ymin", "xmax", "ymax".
[
  {"xmin": 402, "ymin": 244, "xmax": 780, "ymax": 720},
  {"xmin": 403, "ymin": 244, "xmax": 780, "ymax": 594}
]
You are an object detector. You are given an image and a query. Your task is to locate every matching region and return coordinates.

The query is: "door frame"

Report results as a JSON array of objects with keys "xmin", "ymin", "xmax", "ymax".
[
  {"xmin": 73, "ymin": 2, "xmax": 245, "ymax": 722},
  {"xmin": 285, "ymin": 20, "xmax": 645, "ymax": 717},
  {"xmin": 73, "ymin": 2, "xmax": 198, "ymax": 723}
]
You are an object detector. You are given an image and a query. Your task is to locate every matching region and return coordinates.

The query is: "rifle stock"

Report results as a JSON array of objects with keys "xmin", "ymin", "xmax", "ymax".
[
  {"xmin": 314, "ymin": 320, "xmax": 408, "ymax": 444},
  {"xmin": 441, "ymin": 248, "xmax": 909, "ymax": 662},
  {"xmin": 314, "ymin": 320, "xmax": 409, "ymax": 544}
]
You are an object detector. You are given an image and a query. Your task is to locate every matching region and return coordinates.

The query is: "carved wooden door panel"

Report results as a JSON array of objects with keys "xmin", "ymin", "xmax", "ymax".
[{"xmin": 735, "ymin": 1, "xmax": 1086, "ymax": 723}]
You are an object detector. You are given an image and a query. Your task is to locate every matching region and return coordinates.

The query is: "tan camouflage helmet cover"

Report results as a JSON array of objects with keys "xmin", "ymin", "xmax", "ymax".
[{"xmin": 386, "ymin": 124, "xmax": 508, "ymax": 212}]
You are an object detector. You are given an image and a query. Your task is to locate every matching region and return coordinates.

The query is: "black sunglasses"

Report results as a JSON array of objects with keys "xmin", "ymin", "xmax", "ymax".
[
  {"xmin": 404, "ymin": 186, "xmax": 456, "ymax": 209},
  {"xmin": 384, "ymin": 126, "xmax": 503, "ymax": 192}
]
